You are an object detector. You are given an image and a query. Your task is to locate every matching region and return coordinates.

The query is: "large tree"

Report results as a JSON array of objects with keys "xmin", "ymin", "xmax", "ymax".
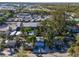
[{"xmin": 38, "ymin": 10, "xmax": 75, "ymax": 47}]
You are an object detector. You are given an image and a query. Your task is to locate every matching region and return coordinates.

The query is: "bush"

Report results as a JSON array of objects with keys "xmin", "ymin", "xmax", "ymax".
[
  {"xmin": 15, "ymin": 50, "xmax": 28, "ymax": 57},
  {"xmin": 0, "ymin": 43, "xmax": 5, "ymax": 50},
  {"xmin": 68, "ymin": 46, "xmax": 79, "ymax": 56},
  {"xmin": 27, "ymin": 35, "xmax": 36, "ymax": 44},
  {"xmin": 68, "ymin": 47, "xmax": 75, "ymax": 56}
]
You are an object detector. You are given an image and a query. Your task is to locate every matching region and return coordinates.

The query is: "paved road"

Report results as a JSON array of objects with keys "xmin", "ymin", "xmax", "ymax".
[
  {"xmin": 42, "ymin": 53, "xmax": 70, "ymax": 57},
  {"xmin": 1, "ymin": 49, "xmax": 70, "ymax": 57},
  {"xmin": 27, "ymin": 52, "xmax": 70, "ymax": 57}
]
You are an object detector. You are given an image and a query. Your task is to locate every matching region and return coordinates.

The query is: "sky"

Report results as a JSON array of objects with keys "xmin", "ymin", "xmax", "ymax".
[{"xmin": 0, "ymin": 0, "xmax": 79, "ymax": 2}]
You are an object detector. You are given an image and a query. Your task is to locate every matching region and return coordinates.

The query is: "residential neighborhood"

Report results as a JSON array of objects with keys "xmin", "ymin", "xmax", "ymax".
[{"xmin": 0, "ymin": 3, "xmax": 79, "ymax": 57}]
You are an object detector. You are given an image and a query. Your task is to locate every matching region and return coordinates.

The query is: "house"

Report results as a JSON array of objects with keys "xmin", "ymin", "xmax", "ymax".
[
  {"xmin": 23, "ymin": 22, "xmax": 40, "ymax": 27},
  {"xmin": 0, "ymin": 24, "xmax": 9, "ymax": 35},
  {"xmin": 9, "ymin": 27, "xmax": 22, "ymax": 36},
  {"xmin": 28, "ymin": 31, "xmax": 35, "ymax": 35},
  {"xmin": 36, "ymin": 36, "xmax": 44, "ymax": 41},
  {"xmin": 10, "ymin": 31, "xmax": 22, "ymax": 36},
  {"xmin": 5, "ymin": 40, "xmax": 16, "ymax": 48}
]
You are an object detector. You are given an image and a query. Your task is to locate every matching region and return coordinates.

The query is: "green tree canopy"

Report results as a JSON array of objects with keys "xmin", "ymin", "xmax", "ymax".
[
  {"xmin": 38, "ymin": 10, "xmax": 76, "ymax": 47},
  {"xmin": 0, "ymin": 17, "xmax": 6, "ymax": 25}
]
